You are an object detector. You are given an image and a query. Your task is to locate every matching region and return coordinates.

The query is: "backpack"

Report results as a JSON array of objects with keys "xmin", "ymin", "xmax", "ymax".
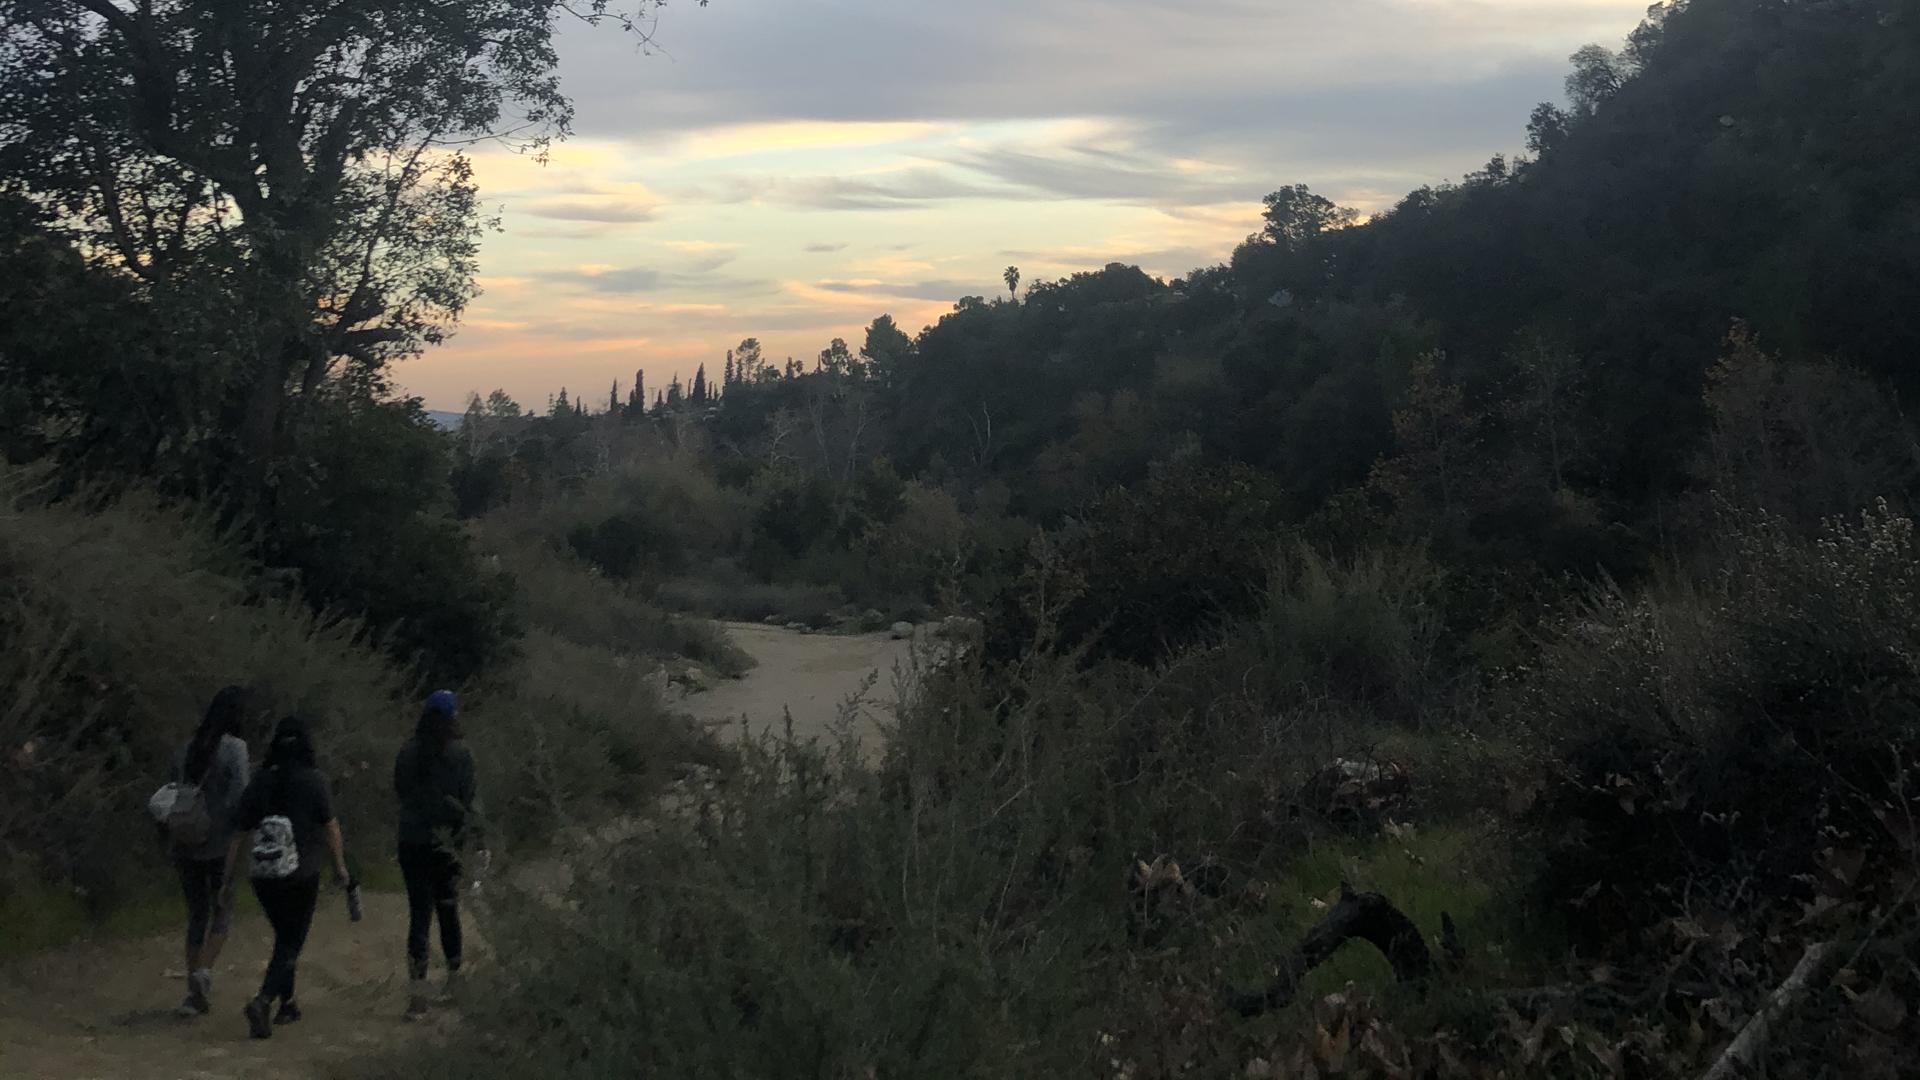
[
  {"xmin": 249, "ymin": 815, "xmax": 300, "ymax": 880},
  {"xmin": 147, "ymin": 782, "xmax": 213, "ymax": 848},
  {"xmin": 166, "ymin": 784, "xmax": 213, "ymax": 848}
]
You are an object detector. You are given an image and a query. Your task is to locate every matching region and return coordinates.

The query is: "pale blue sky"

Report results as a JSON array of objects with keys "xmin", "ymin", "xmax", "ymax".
[{"xmin": 398, "ymin": 0, "xmax": 1653, "ymax": 411}]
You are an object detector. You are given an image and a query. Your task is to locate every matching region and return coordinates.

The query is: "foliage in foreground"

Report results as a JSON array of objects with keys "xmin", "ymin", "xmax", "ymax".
[
  {"xmin": 361, "ymin": 504, "xmax": 1919, "ymax": 1080},
  {"xmin": 0, "ymin": 469, "xmax": 712, "ymax": 952}
]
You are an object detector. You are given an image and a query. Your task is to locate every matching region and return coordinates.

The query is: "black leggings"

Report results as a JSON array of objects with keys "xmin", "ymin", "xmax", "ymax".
[
  {"xmin": 250, "ymin": 876, "xmax": 319, "ymax": 1003},
  {"xmin": 176, "ymin": 857, "xmax": 231, "ymax": 949},
  {"xmin": 398, "ymin": 843, "xmax": 462, "ymax": 977}
]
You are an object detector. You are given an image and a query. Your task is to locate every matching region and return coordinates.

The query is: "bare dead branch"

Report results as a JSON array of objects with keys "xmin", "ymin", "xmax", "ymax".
[{"xmin": 1698, "ymin": 940, "xmax": 1837, "ymax": 1080}]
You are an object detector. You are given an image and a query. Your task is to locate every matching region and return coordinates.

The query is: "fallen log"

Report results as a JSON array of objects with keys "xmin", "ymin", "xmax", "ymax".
[
  {"xmin": 1698, "ymin": 940, "xmax": 1837, "ymax": 1080},
  {"xmin": 1230, "ymin": 883, "xmax": 1436, "ymax": 1017}
]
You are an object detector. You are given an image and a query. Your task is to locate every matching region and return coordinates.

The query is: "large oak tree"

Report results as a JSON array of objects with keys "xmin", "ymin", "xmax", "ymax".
[{"xmin": 0, "ymin": 0, "xmax": 670, "ymax": 490}]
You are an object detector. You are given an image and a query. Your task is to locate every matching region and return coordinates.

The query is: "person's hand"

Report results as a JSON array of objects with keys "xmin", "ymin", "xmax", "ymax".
[{"xmin": 478, "ymin": 849, "xmax": 492, "ymax": 874}]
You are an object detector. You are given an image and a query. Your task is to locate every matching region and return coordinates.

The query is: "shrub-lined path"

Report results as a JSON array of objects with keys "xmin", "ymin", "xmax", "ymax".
[
  {"xmin": 0, "ymin": 623, "xmax": 916, "ymax": 1079},
  {"xmin": 0, "ymin": 890, "xmax": 444, "ymax": 1080}
]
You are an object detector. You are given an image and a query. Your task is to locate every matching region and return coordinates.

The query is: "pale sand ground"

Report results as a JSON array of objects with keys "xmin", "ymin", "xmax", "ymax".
[
  {"xmin": 680, "ymin": 622, "xmax": 919, "ymax": 756},
  {"xmin": 0, "ymin": 624, "xmax": 915, "ymax": 1079}
]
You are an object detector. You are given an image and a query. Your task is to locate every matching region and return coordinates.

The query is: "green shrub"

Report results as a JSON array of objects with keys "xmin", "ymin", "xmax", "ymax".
[
  {"xmin": 267, "ymin": 394, "xmax": 519, "ymax": 684},
  {"xmin": 0, "ymin": 470, "xmax": 412, "ymax": 917},
  {"xmin": 1516, "ymin": 501, "xmax": 1920, "ymax": 952},
  {"xmin": 0, "ymin": 468, "xmax": 719, "ymax": 947},
  {"xmin": 360, "ymin": 559, "xmax": 1443, "ymax": 1079},
  {"xmin": 656, "ymin": 566, "xmax": 851, "ymax": 628},
  {"xmin": 985, "ymin": 460, "xmax": 1287, "ymax": 666},
  {"xmin": 1246, "ymin": 543, "xmax": 1446, "ymax": 720},
  {"xmin": 461, "ymin": 629, "xmax": 716, "ymax": 849},
  {"xmin": 489, "ymin": 535, "xmax": 750, "ymax": 675}
]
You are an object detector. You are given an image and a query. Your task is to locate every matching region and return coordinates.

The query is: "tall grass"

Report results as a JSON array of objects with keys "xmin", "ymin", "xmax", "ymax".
[
  {"xmin": 0, "ymin": 469, "xmax": 412, "ymax": 924},
  {"xmin": 0, "ymin": 466, "xmax": 719, "ymax": 954},
  {"xmin": 356, "ymin": 543, "xmax": 1497, "ymax": 1079}
]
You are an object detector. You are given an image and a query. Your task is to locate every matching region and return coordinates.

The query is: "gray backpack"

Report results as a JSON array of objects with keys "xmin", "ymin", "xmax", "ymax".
[
  {"xmin": 248, "ymin": 815, "xmax": 300, "ymax": 879},
  {"xmin": 147, "ymin": 782, "xmax": 212, "ymax": 848}
]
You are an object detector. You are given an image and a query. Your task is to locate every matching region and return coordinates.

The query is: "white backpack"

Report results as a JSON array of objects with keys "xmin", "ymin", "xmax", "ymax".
[{"xmin": 248, "ymin": 815, "xmax": 300, "ymax": 880}]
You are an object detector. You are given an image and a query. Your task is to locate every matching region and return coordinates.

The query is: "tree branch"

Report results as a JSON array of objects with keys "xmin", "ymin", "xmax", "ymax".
[{"xmin": 1698, "ymin": 941, "xmax": 1837, "ymax": 1080}]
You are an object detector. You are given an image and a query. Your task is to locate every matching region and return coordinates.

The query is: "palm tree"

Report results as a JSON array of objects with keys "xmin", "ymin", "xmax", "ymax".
[{"xmin": 1003, "ymin": 265, "xmax": 1021, "ymax": 303}]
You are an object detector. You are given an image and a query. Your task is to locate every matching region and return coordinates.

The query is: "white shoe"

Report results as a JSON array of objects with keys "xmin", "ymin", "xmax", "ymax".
[{"xmin": 175, "ymin": 969, "xmax": 211, "ymax": 1017}]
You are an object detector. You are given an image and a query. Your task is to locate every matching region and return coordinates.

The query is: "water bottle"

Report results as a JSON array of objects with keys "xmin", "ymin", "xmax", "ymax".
[{"xmin": 346, "ymin": 880, "xmax": 364, "ymax": 923}]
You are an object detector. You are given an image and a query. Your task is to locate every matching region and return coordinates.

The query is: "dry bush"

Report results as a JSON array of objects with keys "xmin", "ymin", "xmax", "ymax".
[
  {"xmin": 355, "ymin": 544, "xmax": 1496, "ymax": 1080},
  {"xmin": 1692, "ymin": 324, "xmax": 1920, "ymax": 533},
  {"xmin": 0, "ymin": 470, "xmax": 411, "ymax": 912},
  {"xmin": 462, "ymin": 628, "xmax": 718, "ymax": 849},
  {"xmin": 485, "ymin": 532, "xmax": 750, "ymax": 675},
  {"xmin": 1, "ymin": 467, "xmax": 720, "ymax": 941}
]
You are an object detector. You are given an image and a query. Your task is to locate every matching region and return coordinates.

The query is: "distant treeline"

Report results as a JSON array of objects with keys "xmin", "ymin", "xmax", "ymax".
[{"xmin": 454, "ymin": 0, "xmax": 1920, "ymax": 659}]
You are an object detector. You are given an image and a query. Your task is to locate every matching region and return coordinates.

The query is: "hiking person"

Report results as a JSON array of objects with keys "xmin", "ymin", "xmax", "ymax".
[
  {"xmin": 394, "ymin": 689, "xmax": 487, "ymax": 1019},
  {"xmin": 221, "ymin": 715, "xmax": 353, "ymax": 1039},
  {"xmin": 160, "ymin": 685, "xmax": 251, "ymax": 1017}
]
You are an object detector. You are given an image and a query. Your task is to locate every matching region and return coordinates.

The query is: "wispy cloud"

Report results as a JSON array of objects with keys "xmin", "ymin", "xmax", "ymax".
[
  {"xmin": 397, "ymin": 0, "xmax": 1654, "ymax": 410},
  {"xmin": 533, "ymin": 261, "xmax": 773, "ymax": 296},
  {"xmin": 523, "ymin": 199, "xmax": 658, "ymax": 223},
  {"xmin": 810, "ymin": 278, "xmax": 1000, "ymax": 302}
]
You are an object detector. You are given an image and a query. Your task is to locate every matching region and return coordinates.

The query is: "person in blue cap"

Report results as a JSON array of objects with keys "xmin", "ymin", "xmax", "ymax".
[{"xmin": 393, "ymin": 689, "xmax": 486, "ymax": 1019}]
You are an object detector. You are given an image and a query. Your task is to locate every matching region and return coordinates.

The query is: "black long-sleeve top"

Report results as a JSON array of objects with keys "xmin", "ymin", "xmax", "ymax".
[{"xmin": 393, "ymin": 737, "xmax": 480, "ymax": 849}]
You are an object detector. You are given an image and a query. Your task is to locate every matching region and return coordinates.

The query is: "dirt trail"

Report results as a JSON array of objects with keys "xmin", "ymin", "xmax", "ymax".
[
  {"xmin": 0, "ymin": 623, "xmax": 915, "ymax": 1079},
  {"xmin": 0, "ymin": 890, "xmax": 458, "ymax": 1080},
  {"xmin": 682, "ymin": 622, "xmax": 918, "ymax": 755}
]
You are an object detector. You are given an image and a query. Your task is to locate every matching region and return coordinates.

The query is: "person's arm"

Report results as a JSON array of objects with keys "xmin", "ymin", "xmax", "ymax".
[
  {"xmin": 218, "ymin": 831, "xmax": 245, "ymax": 908},
  {"xmin": 213, "ymin": 739, "xmax": 248, "ymax": 819},
  {"xmin": 221, "ymin": 779, "xmax": 259, "ymax": 905},
  {"xmin": 311, "ymin": 773, "xmax": 348, "ymax": 885},
  {"xmin": 323, "ymin": 818, "xmax": 350, "ymax": 885},
  {"xmin": 228, "ymin": 738, "xmax": 250, "ymax": 788}
]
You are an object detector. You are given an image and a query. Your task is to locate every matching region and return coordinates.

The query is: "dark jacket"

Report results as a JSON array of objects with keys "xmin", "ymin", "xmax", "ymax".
[{"xmin": 393, "ymin": 737, "xmax": 480, "ymax": 849}]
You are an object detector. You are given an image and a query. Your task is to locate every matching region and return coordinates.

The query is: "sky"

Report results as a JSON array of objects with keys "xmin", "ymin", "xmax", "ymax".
[{"xmin": 396, "ymin": 0, "xmax": 1654, "ymax": 413}]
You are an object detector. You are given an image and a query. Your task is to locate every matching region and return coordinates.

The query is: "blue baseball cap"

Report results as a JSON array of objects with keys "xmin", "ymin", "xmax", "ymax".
[{"xmin": 424, "ymin": 690, "xmax": 457, "ymax": 716}]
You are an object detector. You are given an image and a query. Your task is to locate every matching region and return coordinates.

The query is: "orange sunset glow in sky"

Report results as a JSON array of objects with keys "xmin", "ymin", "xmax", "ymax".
[{"xmin": 395, "ymin": 0, "xmax": 1656, "ymax": 412}]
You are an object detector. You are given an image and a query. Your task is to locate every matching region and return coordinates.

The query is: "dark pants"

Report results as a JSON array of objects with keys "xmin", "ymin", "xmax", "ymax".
[
  {"xmin": 176, "ymin": 857, "xmax": 230, "ymax": 949},
  {"xmin": 250, "ymin": 875, "xmax": 320, "ymax": 1003},
  {"xmin": 398, "ymin": 843, "xmax": 462, "ymax": 978}
]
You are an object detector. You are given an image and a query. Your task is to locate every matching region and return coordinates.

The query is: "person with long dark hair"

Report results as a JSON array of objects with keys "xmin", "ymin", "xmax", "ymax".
[
  {"xmin": 163, "ymin": 685, "xmax": 251, "ymax": 1017},
  {"xmin": 221, "ymin": 715, "xmax": 353, "ymax": 1039},
  {"xmin": 394, "ymin": 689, "xmax": 486, "ymax": 1019}
]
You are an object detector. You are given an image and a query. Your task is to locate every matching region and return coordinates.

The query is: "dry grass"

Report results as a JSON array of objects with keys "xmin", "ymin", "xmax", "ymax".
[{"xmin": 0, "ymin": 466, "xmax": 720, "ymax": 953}]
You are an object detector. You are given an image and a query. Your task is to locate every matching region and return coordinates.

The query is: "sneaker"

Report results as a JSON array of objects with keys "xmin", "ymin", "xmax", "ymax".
[
  {"xmin": 439, "ymin": 967, "xmax": 464, "ymax": 1004},
  {"xmin": 403, "ymin": 992, "xmax": 430, "ymax": 1022},
  {"xmin": 244, "ymin": 995, "xmax": 273, "ymax": 1040},
  {"xmin": 273, "ymin": 1000, "xmax": 302, "ymax": 1025},
  {"xmin": 175, "ymin": 970, "xmax": 211, "ymax": 1018}
]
